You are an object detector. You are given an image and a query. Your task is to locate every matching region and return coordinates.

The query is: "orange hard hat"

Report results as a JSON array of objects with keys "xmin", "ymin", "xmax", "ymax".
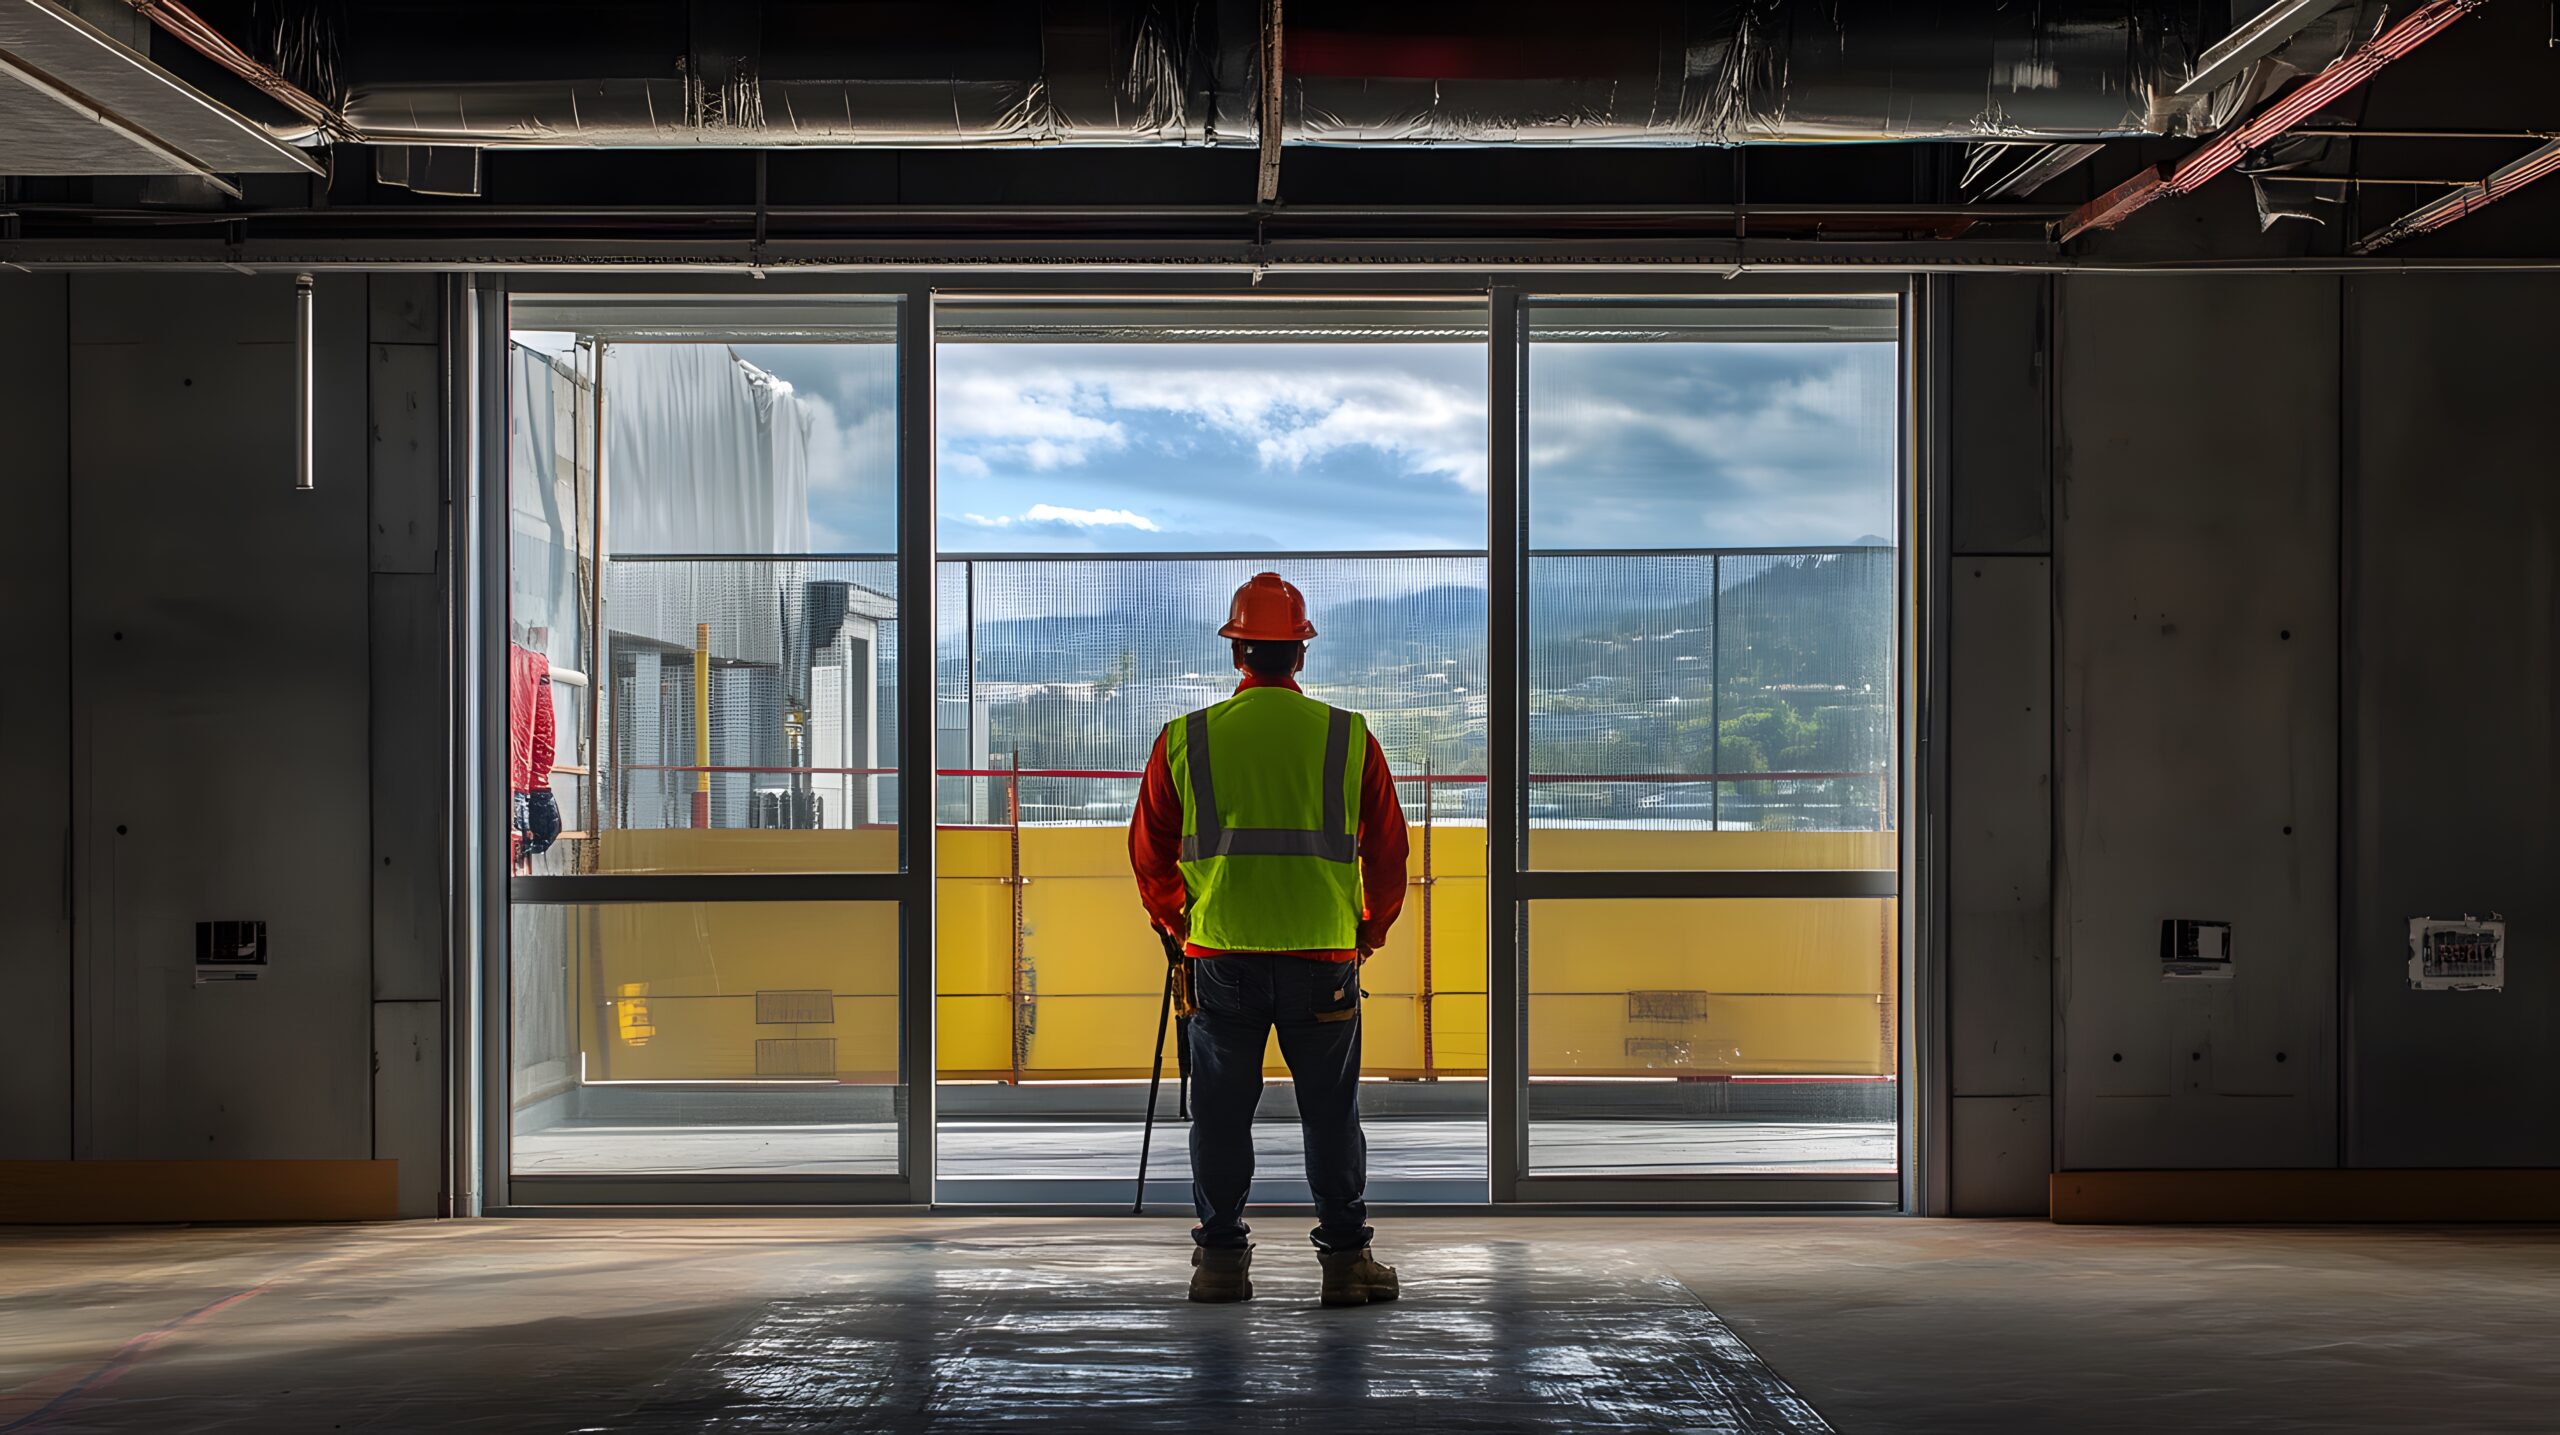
[{"xmin": 1219, "ymin": 572, "xmax": 1317, "ymax": 641}]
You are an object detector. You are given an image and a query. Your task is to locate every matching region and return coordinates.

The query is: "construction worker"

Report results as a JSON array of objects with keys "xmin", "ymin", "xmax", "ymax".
[{"xmin": 1129, "ymin": 572, "xmax": 1410, "ymax": 1306}]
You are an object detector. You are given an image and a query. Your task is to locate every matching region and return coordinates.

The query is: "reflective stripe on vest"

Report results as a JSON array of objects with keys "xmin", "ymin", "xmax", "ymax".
[{"xmin": 1176, "ymin": 704, "xmax": 1356, "ymax": 864}]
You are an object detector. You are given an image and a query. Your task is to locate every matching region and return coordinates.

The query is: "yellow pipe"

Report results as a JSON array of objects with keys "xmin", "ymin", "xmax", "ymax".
[{"xmin": 691, "ymin": 621, "xmax": 711, "ymax": 829}]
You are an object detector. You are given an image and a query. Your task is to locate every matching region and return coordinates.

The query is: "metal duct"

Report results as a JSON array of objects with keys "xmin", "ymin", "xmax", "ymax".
[{"xmin": 311, "ymin": 0, "xmax": 2255, "ymax": 150}]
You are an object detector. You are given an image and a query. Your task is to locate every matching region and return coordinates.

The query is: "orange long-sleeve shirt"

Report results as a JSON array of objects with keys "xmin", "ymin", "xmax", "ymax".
[
  {"xmin": 508, "ymin": 643, "xmax": 557, "ymax": 794},
  {"xmin": 1128, "ymin": 673, "xmax": 1409, "ymax": 961}
]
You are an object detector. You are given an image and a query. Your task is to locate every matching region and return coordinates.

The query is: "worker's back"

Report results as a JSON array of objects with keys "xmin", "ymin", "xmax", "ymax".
[
  {"xmin": 1128, "ymin": 571, "xmax": 1404, "ymax": 1304},
  {"xmin": 1162, "ymin": 686, "xmax": 1366, "ymax": 953}
]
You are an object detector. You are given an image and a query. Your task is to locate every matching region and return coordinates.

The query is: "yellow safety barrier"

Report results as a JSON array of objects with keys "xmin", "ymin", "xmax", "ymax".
[{"xmin": 550, "ymin": 824, "xmax": 1894, "ymax": 1086}]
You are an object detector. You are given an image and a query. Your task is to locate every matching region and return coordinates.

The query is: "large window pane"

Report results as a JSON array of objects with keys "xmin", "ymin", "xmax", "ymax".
[
  {"xmin": 1524, "ymin": 299, "xmax": 1899, "ymax": 870},
  {"xmin": 1525, "ymin": 899, "xmax": 1897, "ymax": 1176},
  {"xmin": 931, "ymin": 304, "xmax": 1491, "ymax": 1198},
  {"xmin": 506, "ymin": 306, "xmax": 902, "ymax": 877},
  {"xmin": 508, "ymin": 901, "xmax": 903, "ymax": 1177},
  {"xmin": 504, "ymin": 296, "xmax": 914, "ymax": 1198},
  {"xmin": 1519, "ymin": 296, "xmax": 1902, "ymax": 1182}
]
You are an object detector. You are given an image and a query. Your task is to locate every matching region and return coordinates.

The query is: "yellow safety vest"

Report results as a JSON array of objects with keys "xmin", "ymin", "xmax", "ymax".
[{"xmin": 1163, "ymin": 687, "xmax": 1366, "ymax": 951}]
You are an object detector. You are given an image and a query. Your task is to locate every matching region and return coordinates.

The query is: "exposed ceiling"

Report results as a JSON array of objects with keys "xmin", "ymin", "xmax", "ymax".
[{"xmin": 2, "ymin": 1, "xmax": 2555, "ymax": 269}]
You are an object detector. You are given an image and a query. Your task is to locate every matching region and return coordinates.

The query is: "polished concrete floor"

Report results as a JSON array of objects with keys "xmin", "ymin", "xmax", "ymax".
[{"xmin": 4, "ymin": 1218, "xmax": 2556, "ymax": 1433}]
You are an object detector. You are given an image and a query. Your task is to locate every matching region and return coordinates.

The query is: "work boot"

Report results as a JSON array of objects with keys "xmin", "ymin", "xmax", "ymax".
[
  {"xmin": 1317, "ymin": 1247, "xmax": 1400, "ymax": 1307},
  {"xmin": 1189, "ymin": 1245, "xmax": 1254, "ymax": 1303}
]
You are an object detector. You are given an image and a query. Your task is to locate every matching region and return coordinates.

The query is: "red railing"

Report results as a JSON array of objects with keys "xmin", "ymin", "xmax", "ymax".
[
  {"xmin": 621, "ymin": 764, "xmax": 1878, "ymax": 784},
  {"xmin": 561, "ymin": 761, "xmax": 1896, "ymax": 1082}
]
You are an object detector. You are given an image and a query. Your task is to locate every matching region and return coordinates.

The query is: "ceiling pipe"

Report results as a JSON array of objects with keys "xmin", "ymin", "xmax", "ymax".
[
  {"xmin": 1982, "ymin": 142, "xmax": 2108, "ymax": 199},
  {"xmin": 2060, "ymin": 0, "xmax": 2485, "ymax": 243},
  {"xmin": 119, "ymin": 0, "xmax": 354, "ymax": 141},
  {"xmin": 323, "ymin": 1, "xmax": 2252, "ymax": 151},
  {"xmin": 2175, "ymin": 0, "xmax": 2351, "ymax": 96},
  {"xmin": 1256, "ymin": 0, "xmax": 1282, "ymax": 203},
  {"xmin": 2351, "ymin": 139, "xmax": 2560, "ymax": 254},
  {"xmin": 292, "ymin": 271, "xmax": 314, "ymax": 491}
]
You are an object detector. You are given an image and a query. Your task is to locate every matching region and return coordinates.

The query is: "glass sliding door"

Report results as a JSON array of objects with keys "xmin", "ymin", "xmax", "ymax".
[
  {"xmin": 498, "ymin": 293, "xmax": 930, "ymax": 1205},
  {"xmin": 929, "ymin": 301, "xmax": 1492, "ymax": 1204},
  {"xmin": 481, "ymin": 281, "xmax": 1910, "ymax": 1212},
  {"xmin": 1503, "ymin": 294, "xmax": 1906, "ymax": 1203}
]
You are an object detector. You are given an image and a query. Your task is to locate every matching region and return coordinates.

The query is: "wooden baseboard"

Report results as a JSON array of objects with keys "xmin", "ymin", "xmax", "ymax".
[
  {"xmin": 2052, "ymin": 1168, "xmax": 2560, "ymax": 1224},
  {"xmin": 0, "ymin": 1161, "xmax": 400, "ymax": 1224}
]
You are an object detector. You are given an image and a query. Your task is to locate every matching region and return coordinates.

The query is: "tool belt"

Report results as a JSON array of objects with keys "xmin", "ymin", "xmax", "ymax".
[{"xmin": 1158, "ymin": 928, "xmax": 1368, "ymax": 1021}]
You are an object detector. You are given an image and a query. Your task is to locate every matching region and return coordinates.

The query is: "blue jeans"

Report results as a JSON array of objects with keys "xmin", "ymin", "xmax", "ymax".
[{"xmin": 1186, "ymin": 955, "xmax": 1373, "ymax": 1252}]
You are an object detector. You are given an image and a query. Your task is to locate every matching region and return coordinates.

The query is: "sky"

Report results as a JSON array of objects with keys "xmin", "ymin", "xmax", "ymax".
[{"xmin": 732, "ymin": 338, "xmax": 1897, "ymax": 555}]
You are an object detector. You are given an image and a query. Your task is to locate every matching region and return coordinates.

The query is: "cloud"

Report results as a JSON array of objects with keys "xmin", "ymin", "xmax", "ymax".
[
  {"xmin": 960, "ymin": 503, "xmax": 1163, "ymax": 532},
  {"xmin": 939, "ymin": 345, "xmax": 1486, "ymax": 493},
  {"xmin": 1523, "ymin": 342, "xmax": 1896, "ymax": 548},
  {"xmin": 940, "ymin": 368, "xmax": 1129, "ymax": 470},
  {"xmin": 792, "ymin": 388, "xmax": 897, "ymax": 550},
  {"xmin": 736, "ymin": 344, "xmax": 899, "ymax": 551},
  {"xmin": 754, "ymin": 337, "xmax": 1896, "ymax": 555}
]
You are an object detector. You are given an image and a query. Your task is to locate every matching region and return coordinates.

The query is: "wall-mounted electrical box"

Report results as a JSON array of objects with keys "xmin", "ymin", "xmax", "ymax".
[{"xmin": 195, "ymin": 920, "xmax": 268, "ymax": 984}]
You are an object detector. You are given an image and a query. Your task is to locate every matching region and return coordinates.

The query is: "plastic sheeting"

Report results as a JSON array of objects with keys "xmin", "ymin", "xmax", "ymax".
[
  {"xmin": 333, "ymin": 0, "xmax": 2257, "ymax": 150},
  {"xmin": 604, "ymin": 344, "xmax": 815, "ymax": 556}
]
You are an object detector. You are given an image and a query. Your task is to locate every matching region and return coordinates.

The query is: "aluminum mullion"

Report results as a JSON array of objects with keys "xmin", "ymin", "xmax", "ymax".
[
  {"xmin": 896, "ymin": 284, "xmax": 938, "ymax": 1204},
  {"xmin": 1509, "ymin": 1176, "xmax": 1901, "ymax": 1206},
  {"xmin": 1486, "ymin": 286, "xmax": 1526, "ymax": 1204},
  {"xmin": 1910, "ymin": 278, "xmax": 1948, "ymax": 1216},
  {"xmin": 475, "ymin": 277, "xmax": 513, "ymax": 1215},
  {"xmin": 1519, "ymin": 870, "xmax": 1898, "ymax": 901},
  {"xmin": 506, "ymin": 1175, "xmax": 918, "ymax": 1207},
  {"xmin": 444, "ymin": 275, "xmax": 480, "ymax": 1217},
  {"xmin": 511, "ymin": 874, "xmax": 909, "ymax": 905}
]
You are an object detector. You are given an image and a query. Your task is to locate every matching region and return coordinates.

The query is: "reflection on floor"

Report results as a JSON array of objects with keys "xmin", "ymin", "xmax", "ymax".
[
  {"xmin": 9, "ymin": 1219, "xmax": 2557, "ymax": 1433},
  {"xmin": 509, "ymin": 1119, "xmax": 1898, "ymax": 1178},
  {"xmin": 0, "ymin": 1220, "xmax": 1828, "ymax": 1434}
]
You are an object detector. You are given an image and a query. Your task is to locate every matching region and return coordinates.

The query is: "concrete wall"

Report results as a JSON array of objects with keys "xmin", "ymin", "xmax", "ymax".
[
  {"xmin": 10, "ymin": 264, "xmax": 2549, "ymax": 1214},
  {"xmin": 2345, "ymin": 277, "xmax": 2560, "ymax": 1168},
  {"xmin": 1944, "ymin": 276, "xmax": 2057, "ymax": 1214},
  {"xmin": 0, "ymin": 272, "xmax": 448, "ymax": 1214},
  {"xmin": 2054, "ymin": 275, "xmax": 2342, "ymax": 1171},
  {"xmin": 1948, "ymin": 270, "xmax": 2560, "ymax": 1191},
  {"xmin": 0, "ymin": 276, "xmax": 73, "ymax": 1160}
]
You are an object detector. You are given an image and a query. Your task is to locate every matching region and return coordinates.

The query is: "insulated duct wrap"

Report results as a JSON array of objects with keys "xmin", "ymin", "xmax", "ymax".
[
  {"xmin": 334, "ymin": 0, "xmax": 1240, "ymax": 148},
  {"xmin": 324, "ymin": 0, "xmax": 2249, "ymax": 149}
]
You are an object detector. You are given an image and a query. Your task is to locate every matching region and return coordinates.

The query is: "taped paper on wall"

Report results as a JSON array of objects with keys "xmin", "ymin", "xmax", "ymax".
[
  {"xmin": 2408, "ymin": 917, "xmax": 2504, "ymax": 992},
  {"xmin": 2161, "ymin": 918, "xmax": 2234, "ymax": 980}
]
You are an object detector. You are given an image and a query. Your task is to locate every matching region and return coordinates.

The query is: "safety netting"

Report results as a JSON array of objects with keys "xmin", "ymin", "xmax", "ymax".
[
  {"xmin": 1527, "ymin": 549, "xmax": 1895, "ymax": 833},
  {"xmin": 935, "ymin": 556, "xmax": 1488, "ymax": 825},
  {"xmin": 603, "ymin": 559, "xmax": 900, "ymax": 834}
]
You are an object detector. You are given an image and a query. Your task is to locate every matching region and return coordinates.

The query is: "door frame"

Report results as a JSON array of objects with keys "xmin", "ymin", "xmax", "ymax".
[{"xmin": 461, "ymin": 270, "xmax": 1933, "ymax": 1214}]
